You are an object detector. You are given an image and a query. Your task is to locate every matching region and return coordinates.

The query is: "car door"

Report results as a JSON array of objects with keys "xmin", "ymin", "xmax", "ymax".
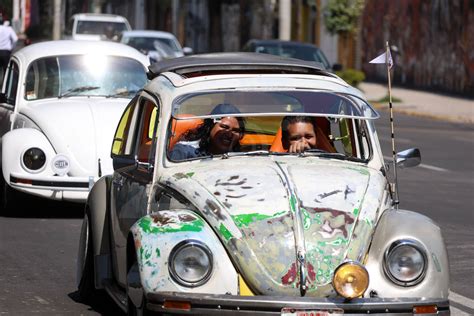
[
  {"xmin": 0, "ymin": 59, "xmax": 19, "ymax": 142},
  {"xmin": 109, "ymin": 95, "xmax": 159, "ymax": 287}
]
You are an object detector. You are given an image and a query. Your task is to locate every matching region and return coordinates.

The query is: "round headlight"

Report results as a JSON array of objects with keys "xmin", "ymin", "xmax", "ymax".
[
  {"xmin": 169, "ymin": 240, "xmax": 213, "ymax": 287},
  {"xmin": 384, "ymin": 240, "xmax": 427, "ymax": 286},
  {"xmin": 333, "ymin": 261, "xmax": 369, "ymax": 299},
  {"xmin": 23, "ymin": 147, "xmax": 46, "ymax": 171}
]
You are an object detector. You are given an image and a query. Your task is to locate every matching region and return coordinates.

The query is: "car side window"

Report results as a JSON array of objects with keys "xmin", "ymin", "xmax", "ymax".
[
  {"xmin": 136, "ymin": 99, "xmax": 159, "ymax": 164},
  {"xmin": 3, "ymin": 60, "xmax": 19, "ymax": 105},
  {"xmin": 111, "ymin": 98, "xmax": 139, "ymax": 157}
]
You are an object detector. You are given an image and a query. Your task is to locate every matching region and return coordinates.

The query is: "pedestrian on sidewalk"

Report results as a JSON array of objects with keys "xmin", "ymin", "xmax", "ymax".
[{"xmin": 0, "ymin": 15, "xmax": 18, "ymax": 76}]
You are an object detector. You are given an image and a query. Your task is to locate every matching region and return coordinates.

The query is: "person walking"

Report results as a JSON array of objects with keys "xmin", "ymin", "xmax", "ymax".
[{"xmin": 0, "ymin": 16, "xmax": 18, "ymax": 76}]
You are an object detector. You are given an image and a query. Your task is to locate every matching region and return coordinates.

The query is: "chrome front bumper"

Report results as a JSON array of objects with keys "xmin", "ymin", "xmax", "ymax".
[
  {"xmin": 10, "ymin": 173, "xmax": 96, "ymax": 191},
  {"xmin": 146, "ymin": 292, "xmax": 450, "ymax": 315}
]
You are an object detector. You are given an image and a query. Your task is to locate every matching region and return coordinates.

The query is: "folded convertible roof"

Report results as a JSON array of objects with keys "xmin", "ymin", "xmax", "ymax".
[{"xmin": 147, "ymin": 52, "xmax": 335, "ymax": 79}]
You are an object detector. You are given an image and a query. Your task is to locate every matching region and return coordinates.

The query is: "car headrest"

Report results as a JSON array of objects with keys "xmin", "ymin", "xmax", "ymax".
[
  {"xmin": 270, "ymin": 118, "xmax": 336, "ymax": 153},
  {"xmin": 169, "ymin": 115, "xmax": 204, "ymax": 150}
]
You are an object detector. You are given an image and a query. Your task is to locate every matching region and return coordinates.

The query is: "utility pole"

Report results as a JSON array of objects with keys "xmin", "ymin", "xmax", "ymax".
[
  {"xmin": 53, "ymin": 0, "xmax": 61, "ymax": 40},
  {"xmin": 279, "ymin": 0, "xmax": 291, "ymax": 40}
]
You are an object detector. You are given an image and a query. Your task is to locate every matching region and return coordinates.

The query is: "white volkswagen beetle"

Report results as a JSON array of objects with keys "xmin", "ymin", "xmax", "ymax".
[{"xmin": 0, "ymin": 40, "xmax": 149, "ymax": 214}]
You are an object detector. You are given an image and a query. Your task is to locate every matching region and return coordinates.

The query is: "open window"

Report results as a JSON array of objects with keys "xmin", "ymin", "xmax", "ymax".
[{"xmin": 111, "ymin": 96, "xmax": 159, "ymax": 173}]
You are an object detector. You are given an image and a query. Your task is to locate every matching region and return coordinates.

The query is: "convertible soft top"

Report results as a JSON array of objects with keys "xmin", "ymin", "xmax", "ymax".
[{"xmin": 147, "ymin": 52, "xmax": 335, "ymax": 79}]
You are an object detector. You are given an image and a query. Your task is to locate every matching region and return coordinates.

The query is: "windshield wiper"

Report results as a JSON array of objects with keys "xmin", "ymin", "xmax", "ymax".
[
  {"xmin": 105, "ymin": 89, "xmax": 139, "ymax": 98},
  {"xmin": 303, "ymin": 151, "xmax": 366, "ymax": 163},
  {"xmin": 58, "ymin": 86, "xmax": 100, "ymax": 98},
  {"xmin": 221, "ymin": 150, "xmax": 270, "ymax": 158}
]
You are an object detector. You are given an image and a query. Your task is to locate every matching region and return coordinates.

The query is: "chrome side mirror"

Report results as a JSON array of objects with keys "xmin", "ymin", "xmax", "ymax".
[{"xmin": 396, "ymin": 148, "xmax": 421, "ymax": 168}]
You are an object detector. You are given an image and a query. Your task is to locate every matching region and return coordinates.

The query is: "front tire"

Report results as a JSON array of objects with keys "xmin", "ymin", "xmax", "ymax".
[
  {"xmin": 76, "ymin": 212, "xmax": 96, "ymax": 302},
  {"xmin": 0, "ymin": 177, "xmax": 16, "ymax": 216},
  {"xmin": 127, "ymin": 261, "xmax": 149, "ymax": 316}
]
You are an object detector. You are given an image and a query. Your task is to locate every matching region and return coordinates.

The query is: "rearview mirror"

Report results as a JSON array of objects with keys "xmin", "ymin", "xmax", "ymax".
[{"xmin": 396, "ymin": 148, "xmax": 421, "ymax": 168}]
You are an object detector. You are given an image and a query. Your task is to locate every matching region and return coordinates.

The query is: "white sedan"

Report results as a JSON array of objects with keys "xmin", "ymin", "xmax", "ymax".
[
  {"xmin": 120, "ymin": 30, "xmax": 193, "ymax": 63},
  {"xmin": 0, "ymin": 40, "xmax": 149, "ymax": 213}
]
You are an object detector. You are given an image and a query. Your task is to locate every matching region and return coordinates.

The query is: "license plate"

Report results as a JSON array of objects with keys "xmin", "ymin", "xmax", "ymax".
[{"xmin": 281, "ymin": 308, "xmax": 344, "ymax": 316}]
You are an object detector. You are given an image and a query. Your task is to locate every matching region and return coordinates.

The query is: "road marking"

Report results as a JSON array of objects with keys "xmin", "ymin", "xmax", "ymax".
[
  {"xmin": 34, "ymin": 296, "xmax": 49, "ymax": 305},
  {"xmin": 451, "ymin": 306, "xmax": 470, "ymax": 315},
  {"xmin": 450, "ymin": 291, "xmax": 474, "ymax": 310},
  {"xmin": 418, "ymin": 163, "xmax": 449, "ymax": 172},
  {"xmin": 383, "ymin": 156, "xmax": 448, "ymax": 172}
]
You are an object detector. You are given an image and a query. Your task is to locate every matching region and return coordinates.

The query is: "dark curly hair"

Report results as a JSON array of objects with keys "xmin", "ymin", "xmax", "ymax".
[{"xmin": 182, "ymin": 104, "xmax": 246, "ymax": 152}]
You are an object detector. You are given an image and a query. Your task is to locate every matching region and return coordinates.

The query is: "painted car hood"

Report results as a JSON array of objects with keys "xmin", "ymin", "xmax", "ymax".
[
  {"xmin": 20, "ymin": 98, "xmax": 129, "ymax": 176},
  {"xmin": 162, "ymin": 157, "xmax": 386, "ymax": 296}
]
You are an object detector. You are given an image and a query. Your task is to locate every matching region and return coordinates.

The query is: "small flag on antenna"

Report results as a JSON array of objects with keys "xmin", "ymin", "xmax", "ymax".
[{"xmin": 369, "ymin": 50, "xmax": 393, "ymax": 69}]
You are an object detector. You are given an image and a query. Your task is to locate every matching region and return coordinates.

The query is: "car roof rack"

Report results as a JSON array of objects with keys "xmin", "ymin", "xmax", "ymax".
[{"xmin": 147, "ymin": 52, "xmax": 334, "ymax": 79}]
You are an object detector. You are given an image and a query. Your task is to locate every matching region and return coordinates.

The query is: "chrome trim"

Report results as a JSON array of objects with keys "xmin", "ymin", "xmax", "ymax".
[
  {"xmin": 168, "ymin": 240, "xmax": 213, "ymax": 288},
  {"xmin": 383, "ymin": 239, "xmax": 428, "ymax": 287}
]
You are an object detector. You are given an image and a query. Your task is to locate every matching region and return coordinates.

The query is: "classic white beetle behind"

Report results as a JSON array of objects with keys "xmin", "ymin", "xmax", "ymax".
[{"xmin": 0, "ymin": 40, "xmax": 149, "ymax": 211}]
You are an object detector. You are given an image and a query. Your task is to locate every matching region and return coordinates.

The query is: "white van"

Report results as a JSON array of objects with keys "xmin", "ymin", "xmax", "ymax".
[{"xmin": 67, "ymin": 13, "xmax": 131, "ymax": 41}]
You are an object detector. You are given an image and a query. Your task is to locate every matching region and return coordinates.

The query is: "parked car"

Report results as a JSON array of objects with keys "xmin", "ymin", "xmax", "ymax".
[
  {"xmin": 77, "ymin": 53, "xmax": 449, "ymax": 315},
  {"xmin": 67, "ymin": 13, "xmax": 131, "ymax": 41},
  {"xmin": 121, "ymin": 30, "xmax": 193, "ymax": 63},
  {"xmin": 0, "ymin": 40, "xmax": 149, "ymax": 214},
  {"xmin": 243, "ymin": 39, "xmax": 342, "ymax": 71}
]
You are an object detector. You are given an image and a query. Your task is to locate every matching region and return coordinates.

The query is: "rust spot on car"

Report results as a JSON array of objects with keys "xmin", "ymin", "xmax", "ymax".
[
  {"xmin": 178, "ymin": 214, "xmax": 196, "ymax": 222},
  {"xmin": 344, "ymin": 185, "xmax": 355, "ymax": 199},
  {"xmin": 307, "ymin": 263, "xmax": 316, "ymax": 282},
  {"xmin": 151, "ymin": 213, "xmax": 173, "ymax": 225},
  {"xmin": 225, "ymin": 194, "xmax": 246, "ymax": 198},
  {"xmin": 319, "ymin": 190, "xmax": 342, "ymax": 199},
  {"xmin": 281, "ymin": 262, "xmax": 298, "ymax": 285},
  {"xmin": 216, "ymin": 177, "xmax": 247, "ymax": 186},
  {"xmin": 214, "ymin": 191, "xmax": 221, "ymax": 196},
  {"xmin": 204, "ymin": 199, "xmax": 225, "ymax": 220},
  {"xmin": 241, "ymin": 186, "xmax": 253, "ymax": 189}
]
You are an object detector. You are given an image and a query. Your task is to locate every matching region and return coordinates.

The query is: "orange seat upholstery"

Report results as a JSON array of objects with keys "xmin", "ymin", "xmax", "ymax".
[
  {"xmin": 270, "ymin": 118, "xmax": 336, "ymax": 153},
  {"xmin": 169, "ymin": 115, "xmax": 204, "ymax": 150}
]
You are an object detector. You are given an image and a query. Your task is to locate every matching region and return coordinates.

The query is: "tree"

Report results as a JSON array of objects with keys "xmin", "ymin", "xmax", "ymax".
[
  {"xmin": 324, "ymin": 0, "xmax": 364, "ymax": 69},
  {"xmin": 323, "ymin": 0, "xmax": 364, "ymax": 35}
]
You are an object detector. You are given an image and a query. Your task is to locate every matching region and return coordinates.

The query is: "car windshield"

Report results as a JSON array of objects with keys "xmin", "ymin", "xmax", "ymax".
[
  {"xmin": 24, "ymin": 55, "xmax": 147, "ymax": 100},
  {"xmin": 124, "ymin": 36, "xmax": 180, "ymax": 53},
  {"xmin": 76, "ymin": 21, "xmax": 128, "ymax": 35},
  {"xmin": 167, "ymin": 90, "xmax": 377, "ymax": 162},
  {"xmin": 256, "ymin": 44, "xmax": 331, "ymax": 69}
]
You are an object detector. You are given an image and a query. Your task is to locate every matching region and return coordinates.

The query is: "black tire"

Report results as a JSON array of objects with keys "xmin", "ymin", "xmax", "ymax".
[
  {"xmin": 127, "ymin": 261, "xmax": 150, "ymax": 316},
  {"xmin": 76, "ymin": 213, "xmax": 96, "ymax": 302},
  {"xmin": 0, "ymin": 177, "xmax": 16, "ymax": 216}
]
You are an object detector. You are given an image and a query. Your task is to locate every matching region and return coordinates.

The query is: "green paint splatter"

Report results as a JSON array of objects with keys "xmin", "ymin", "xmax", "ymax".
[
  {"xmin": 345, "ymin": 166, "xmax": 370, "ymax": 176},
  {"xmin": 138, "ymin": 216, "xmax": 204, "ymax": 234},
  {"xmin": 156, "ymin": 248, "xmax": 160, "ymax": 257},
  {"xmin": 186, "ymin": 172, "xmax": 195, "ymax": 177},
  {"xmin": 301, "ymin": 208, "xmax": 311, "ymax": 230},
  {"xmin": 219, "ymin": 223, "xmax": 233, "ymax": 241},
  {"xmin": 231, "ymin": 210, "xmax": 286, "ymax": 228},
  {"xmin": 353, "ymin": 208, "xmax": 360, "ymax": 216},
  {"xmin": 289, "ymin": 195, "xmax": 297, "ymax": 213}
]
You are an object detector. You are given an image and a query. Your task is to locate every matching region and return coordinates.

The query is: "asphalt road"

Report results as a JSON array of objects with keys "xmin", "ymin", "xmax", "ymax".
[{"xmin": 0, "ymin": 110, "xmax": 473, "ymax": 315}]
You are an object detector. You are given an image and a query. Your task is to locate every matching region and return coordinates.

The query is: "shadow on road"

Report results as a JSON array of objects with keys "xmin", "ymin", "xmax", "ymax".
[
  {"xmin": 4, "ymin": 190, "xmax": 85, "ymax": 219},
  {"xmin": 68, "ymin": 290, "xmax": 126, "ymax": 316}
]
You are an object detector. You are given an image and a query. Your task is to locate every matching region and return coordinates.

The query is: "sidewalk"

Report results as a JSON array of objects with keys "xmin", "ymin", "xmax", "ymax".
[{"xmin": 359, "ymin": 82, "xmax": 474, "ymax": 125}]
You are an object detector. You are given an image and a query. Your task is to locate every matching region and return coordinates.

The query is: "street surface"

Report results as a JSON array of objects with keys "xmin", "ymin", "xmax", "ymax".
[{"xmin": 0, "ymin": 110, "xmax": 473, "ymax": 315}]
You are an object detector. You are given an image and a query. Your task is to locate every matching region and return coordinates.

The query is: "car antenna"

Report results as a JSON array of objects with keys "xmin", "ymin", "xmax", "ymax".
[{"xmin": 369, "ymin": 41, "xmax": 399, "ymax": 208}]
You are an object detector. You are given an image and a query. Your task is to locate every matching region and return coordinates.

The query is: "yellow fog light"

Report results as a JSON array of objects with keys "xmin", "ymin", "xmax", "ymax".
[{"xmin": 332, "ymin": 261, "xmax": 369, "ymax": 299}]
